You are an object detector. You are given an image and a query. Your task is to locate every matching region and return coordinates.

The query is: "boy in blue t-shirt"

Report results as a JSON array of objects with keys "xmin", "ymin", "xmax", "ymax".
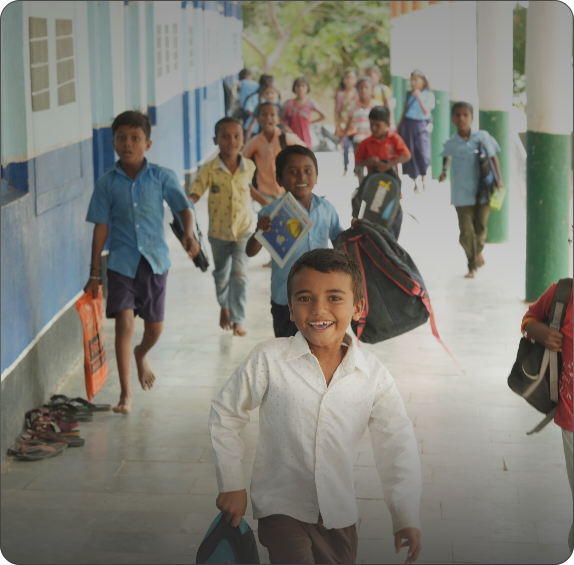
[
  {"xmin": 85, "ymin": 111, "xmax": 199, "ymax": 414},
  {"xmin": 439, "ymin": 102, "xmax": 504, "ymax": 279},
  {"xmin": 246, "ymin": 146, "xmax": 344, "ymax": 338}
]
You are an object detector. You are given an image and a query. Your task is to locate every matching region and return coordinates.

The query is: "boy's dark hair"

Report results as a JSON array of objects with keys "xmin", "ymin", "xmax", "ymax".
[
  {"xmin": 275, "ymin": 146, "xmax": 319, "ymax": 180},
  {"xmin": 356, "ymin": 76, "xmax": 374, "ymax": 90},
  {"xmin": 239, "ymin": 68, "xmax": 251, "ymax": 80},
  {"xmin": 111, "ymin": 110, "xmax": 152, "ymax": 140},
  {"xmin": 287, "ymin": 249, "xmax": 364, "ymax": 305},
  {"xmin": 369, "ymin": 106, "xmax": 391, "ymax": 124},
  {"xmin": 214, "ymin": 117, "xmax": 243, "ymax": 136},
  {"xmin": 257, "ymin": 101, "xmax": 280, "ymax": 117},
  {"xmin": 259, "ymin": 74, "xmax": 274, "ymax": 88},
  {"xmin": 451, "ymin": 101, "xmax": 474, "ymax": 117},
  {"xmin": 292, "ymin": 76, "xmax": 310, "ymax": 93}
]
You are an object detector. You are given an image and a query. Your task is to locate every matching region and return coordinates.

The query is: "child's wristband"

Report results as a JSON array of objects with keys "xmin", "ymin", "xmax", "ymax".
[{"xmin": 89, "ymin": 276, "xmax": 99, "ymax": 280}]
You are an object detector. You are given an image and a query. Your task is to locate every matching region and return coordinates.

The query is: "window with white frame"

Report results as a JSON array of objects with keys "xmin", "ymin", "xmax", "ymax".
[
  {"xmin": 55, "ymin": 19, "xmax": 75, "ymax": 106},
  {"xmin": 156, "ymin": 24, "xmax": 162, "ymax": 77},
  {"xmin": 29, "ymin": 17, "xmax": 50, "ymax": 111},
  {"xmin": 173, "ymin": 23, "xmax": 178, "ymax": 71}
]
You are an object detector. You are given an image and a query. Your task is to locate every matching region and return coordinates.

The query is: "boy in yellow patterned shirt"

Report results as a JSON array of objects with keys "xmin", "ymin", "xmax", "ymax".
[{"xmin": 190, "ymin": 117, "xmax": 267, "ymax": 336}]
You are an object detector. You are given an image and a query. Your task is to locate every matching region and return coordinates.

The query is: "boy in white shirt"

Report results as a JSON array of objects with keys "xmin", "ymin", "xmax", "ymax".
[{"xmin": 208, "ymin": 248, "xmax": 422, "ymax": 564}]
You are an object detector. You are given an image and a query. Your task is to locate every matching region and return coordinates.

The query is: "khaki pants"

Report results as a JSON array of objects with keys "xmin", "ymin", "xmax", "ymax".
[
  {"xmin": 258, "ymin": 514, "xmax": 358, "ymax": 564},
  {"xmin": 455, "ymin": 204, "xmax": 491, "ymax": 271}
]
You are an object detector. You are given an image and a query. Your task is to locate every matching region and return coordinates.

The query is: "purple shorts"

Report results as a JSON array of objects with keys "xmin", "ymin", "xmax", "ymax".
[{"xmin": 106, "ymin": 257, "xmax": 168, "ymax": 322}]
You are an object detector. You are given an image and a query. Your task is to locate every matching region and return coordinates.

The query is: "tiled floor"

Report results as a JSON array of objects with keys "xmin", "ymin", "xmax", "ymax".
[{"xmin": 1, "ymin": 152, "xmax": 572, "ymax": 564}]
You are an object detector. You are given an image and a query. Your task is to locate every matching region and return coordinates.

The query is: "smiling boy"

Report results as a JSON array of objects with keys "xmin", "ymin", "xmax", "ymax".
[
  {"xmin": 246, "ymin": 146, "xmax": 344, "ymax": 337},
  {"xmin": 209, "ymin": 248, "xmax": 423, "ymax": 564},
  {"xmin": 85, "ymin": 111, "xmax": 199, "ymax": 414},
  {"xmin": 190, "ymin": 117, "xmax": 267, "ymax": 336}
]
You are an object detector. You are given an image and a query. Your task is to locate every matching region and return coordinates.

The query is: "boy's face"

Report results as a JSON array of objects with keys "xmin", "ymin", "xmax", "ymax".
[
  {"xmin": 370, "ymin": 119, "xmax": 390, "ymax": 139},
  {"xmin": 262, "ymin": 87, "xmax": 278, "ymax": 102},
  {"xmin": 289, "ymin": 268, "xmax": 364, "ymax": 348},
  {"xmin": 452, "ymin": 107, "xmax": 473, "ymax": 133},
  {"xmin": 277, "ymin": 154, "xmax": 317, "ymax": 201},
  {"xmin": 112, "ymin": 125, "xmax": 152, "ymax": 167},
  {"xmin": 260, "ymin": 105, "xmax": 280, "ymax": 133},
  {"xmin": 358, "ymin": 82, "xmax": 373, "ymax": 102},
  {"xmin": 214, "ymin": 122, "xmax": 243, "ymax": 158}
]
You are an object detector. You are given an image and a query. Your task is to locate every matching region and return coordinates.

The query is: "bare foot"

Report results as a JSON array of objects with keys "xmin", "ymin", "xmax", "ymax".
[
  {"xmin": 477, "ymin": 253, "xmax": 485, "ymax": 268},
  {"xmin": 134, "ymin": 346, "xmax": 155, "ymax": 390},
  {"xmin": 112, "ymin": 395, "xmax": 133, "ymax": 414},
  {"xmin": 422, "ymin": 181, "xmax": 427, "ymax": 191},
  {"xmin": 464, "ymin": 269, "xmax": 477, "ymax": 279},
  {"xmin": 220, "ymin": 307, "xmax": 231, "ymax": 330},
  {"xmin": 414, "ymin": 186, "xmax": 421, "ymax": 194},
  {"xmin": 232, "ymin": 323, "xmax": 247, "ymax": 337},
  {"xmin": 342, "ymin": 170, "xmax": 348, "ymax": 177},
  {"xmin": 263, "ymin": 261, "xmax": 272, "ymax": 268}
]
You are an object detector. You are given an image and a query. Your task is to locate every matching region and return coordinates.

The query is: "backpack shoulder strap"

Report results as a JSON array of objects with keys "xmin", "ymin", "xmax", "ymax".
[{"xmin": 279, "ymin": 132, "xmax": 287, "ymax": 150}]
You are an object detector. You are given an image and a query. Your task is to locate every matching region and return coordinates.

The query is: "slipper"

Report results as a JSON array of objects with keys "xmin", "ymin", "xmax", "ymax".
[
  {"xmin": 7, "ymin": 439, "xmax": 66, "ymax": 460},
  {"xmin": 25, "ymin": 430, "xmax": 85, "ymax": 448},
  {"xmin": 69, "ymin": 397, "xmax": 111, "ymax": 412},
  {"xmin": 49, "ymin": 405, "xmax": 92, "ymax": 423},
  {"xmin": 26, "ymin": 411, "xmax": 80, "ymax": 436}
]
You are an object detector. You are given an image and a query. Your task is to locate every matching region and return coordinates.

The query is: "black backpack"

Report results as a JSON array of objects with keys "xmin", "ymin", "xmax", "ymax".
[
  {"xmin": 508, "ymin": 278, "xmax": 572, "ymax": 434},
  {"xmin": 196, "ymin": 513, "xmax": 260, "ymax": 564},
  {"xmin": 351, "ymin": 168, "xmax": 401, "ymax": 229},
  {"xmin": 477, "ymin": 140, "xmax": 500, "ymax": 202},
  {"xmin": 335, "ymin": 220, "xmax": 459, "ymax": 368}
]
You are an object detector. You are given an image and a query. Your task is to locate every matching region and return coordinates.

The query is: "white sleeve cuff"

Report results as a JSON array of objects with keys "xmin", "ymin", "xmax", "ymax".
[
  {"xmin": 389, "ymin": 498, "xmax": 421, "ymax": 534},
  {"xmin": 215, "ymin": 463, "xmax": 246, "ymax": 493}
]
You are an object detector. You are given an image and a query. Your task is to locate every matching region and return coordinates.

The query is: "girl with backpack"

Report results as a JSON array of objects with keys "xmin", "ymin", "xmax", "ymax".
[
  {"xmin": 281, "ymin": 76, "xmax": 326, "ymax": 149},
  {"xmin": 398, "ymin": 69, "xmax": 435, "ymax": 193}
]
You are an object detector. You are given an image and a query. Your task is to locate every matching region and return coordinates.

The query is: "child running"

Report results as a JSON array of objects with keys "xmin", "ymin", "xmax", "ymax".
[
  {"xmin": 246, "ymin": 146, "xmax": 344, "ymax": 338},
  {"xmin": 190, "ymin": 117, "xmax": 267, "ymax": 336},
  {"xmin": 245, "ymin": 85, "xmax": 283, "ymax": 142},
  {"xmin": 209, "ymin": 248, "xmax": 423, "ymax": 565},
  {"xmin": 439, "ymin": 102, "xmax": 503, "ymax": 278},
  {"xmin": 334, "ymin": 70, "xmax": 359, "ymax": 176},
  {"xmin": 344, "ymin": 76, "xmax": 381, "ymax": 184},
  {"xmin": 398, "ymin": 70, "xmax": 435, "ymax": 193},
  {"xmin": 85, "ymin": 111, "xmax": 199, "ymax": 414},
  {"xmin": 282, "ymin": 76, "xmax": 327, "ymax": 149},
  {"xmin": 354, "ymin": 105, "xmax": 412, "ymax": 239}
]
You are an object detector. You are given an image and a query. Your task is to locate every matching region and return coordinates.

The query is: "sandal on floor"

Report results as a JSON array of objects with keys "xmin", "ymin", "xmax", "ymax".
[
  {"xmin": 26, "ymin": 430, "xmax": 85, "ymax": 448},
  {"xmin": 7, "ymin": 439, "xmax": 66, "ymax": 460},
  {"xmin": 46, "ymin": 395, "xmax": 98, "ymax": 415},
  {"xmin": 69, "ymin": 397, "xmax": 111, "ymax": 412},
  {"xmin": 49, "ymin": 405, "xmax": 91, "ymax": 423}
]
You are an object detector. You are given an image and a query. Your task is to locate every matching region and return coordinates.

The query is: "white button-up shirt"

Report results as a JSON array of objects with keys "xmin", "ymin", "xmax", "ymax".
[{"xmin": 208, "ymin": 332, "xmax": 422, "ymax": 532}]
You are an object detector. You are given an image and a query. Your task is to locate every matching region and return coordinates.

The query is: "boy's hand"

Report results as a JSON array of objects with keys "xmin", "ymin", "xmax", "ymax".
[
  {"xmin": 438, "ymin": 172, "xmax": 447, "ymax": 183},
  {"xmin": 395, "ymin": 527, "xmax": 421, "ymax": 564},
  {"xmin": 525, "ymin": 321, "xmax": 563, "ymax": 352},
  {"xmin": 256, "ymin": 216, "xmax": 272, "ymax": 232},
  {"xmin": 375, "ymin": 161, "xmax": 392, "ymax": 173},
  {"xmin": 216, "ymin": 489, "xmax": 247, "ymax": 527},
  {"xmin": 181, "ymin": 234, "xmax": 200, "ymax": 259},
  {"xmin": 84, "ymin": 278, "xmax": 100, "ymax": 299}
]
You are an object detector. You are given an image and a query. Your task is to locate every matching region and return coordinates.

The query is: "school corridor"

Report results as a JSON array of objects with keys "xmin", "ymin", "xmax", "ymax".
[{"xmin": 1, "ymin": 151, "xmax": 572, "ymax": 565}]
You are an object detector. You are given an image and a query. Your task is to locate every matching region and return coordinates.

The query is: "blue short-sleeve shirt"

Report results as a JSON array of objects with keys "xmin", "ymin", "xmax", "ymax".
[
  {"xmin": 86, "ymin": 159, "xmax": 191, "ymax": 278},
  {"xmin": 440, "ymin": 130, "xmax": 501, "ymax": 207},
  {"xmin": 404, "ymin": 89, "xmax": 435, "ymax": 121},
  {"xmin": 259, "ymin": 193, "xmax": 344, "ymax": 305},
  {"xmin": 239, "ymin": 79, "xmax": 259, "ymax": 107}
]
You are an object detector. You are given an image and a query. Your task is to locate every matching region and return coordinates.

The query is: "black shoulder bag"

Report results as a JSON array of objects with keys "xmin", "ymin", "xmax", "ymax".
[{"xmin": 508, "ymin": 278, "xmax": 572, "ymax": 434}]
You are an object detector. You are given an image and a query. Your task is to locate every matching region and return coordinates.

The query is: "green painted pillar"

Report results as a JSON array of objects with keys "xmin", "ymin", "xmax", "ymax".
[
  {"xmin": 392, "ymin": 75, "xmax": 404, "ymax": 125},
  {"xmin": 430, "ymin": 89, "xmax": 449, "ymax": 179},
  {"xmin": 479, "ymin": 110, "xmax": 511, "ymax": 242},
  {"xmin": 478, "ymin": 2, "xmax": 513, "ymax": 243},
  {"xmin": 524, "ymin": 2, "xmax": 572, "ymax": 301}
]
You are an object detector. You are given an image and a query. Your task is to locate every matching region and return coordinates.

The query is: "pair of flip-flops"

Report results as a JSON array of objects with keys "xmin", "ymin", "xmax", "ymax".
[
  {"xmin": 45, "ymin": 395, "xmax": 110, "ymax": 412},
  {"xmin": 7, "ymin": 439, "xmax": 67, "ymax": 460},
  {"xmin": 26, "ymin": 408, "xmax": 80, "ymax": 435}
]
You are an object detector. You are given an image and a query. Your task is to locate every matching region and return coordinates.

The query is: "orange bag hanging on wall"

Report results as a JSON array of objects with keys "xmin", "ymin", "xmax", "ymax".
[{"xmin": 75, "ymin": 288, "xmax": 108, "ymax": 401}]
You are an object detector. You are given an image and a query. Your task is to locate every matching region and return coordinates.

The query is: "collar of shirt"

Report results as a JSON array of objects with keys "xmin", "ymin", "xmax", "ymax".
[
  {"xmin": 217, "ymin": 155, "xmax": 245, "ymax": 174},
  {"xmin": 114, "ymin": 158, "xmax": 149, "ymax": 179},
  {"xmin": 285, "ymin": 331, "xmax": 371, "ymax": 378}
]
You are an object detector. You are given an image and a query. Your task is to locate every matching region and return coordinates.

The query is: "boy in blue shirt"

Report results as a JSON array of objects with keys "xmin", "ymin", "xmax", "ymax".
[
  {"xmin": 439, "ymin": 102, "xmax": 504, "ymax": 279},
  {"xmin": 246, "ymin": 146, "xmax": 344, "ymax": 338},
  {"xmin": 85, "ymin": 111, "xmax": 198, "ymax": 414}
]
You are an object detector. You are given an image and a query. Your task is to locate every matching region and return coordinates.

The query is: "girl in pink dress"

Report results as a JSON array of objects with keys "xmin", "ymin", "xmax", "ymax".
[{"xmin": 281, "ymin": 77, "xmax": 326, "ymax": 149}]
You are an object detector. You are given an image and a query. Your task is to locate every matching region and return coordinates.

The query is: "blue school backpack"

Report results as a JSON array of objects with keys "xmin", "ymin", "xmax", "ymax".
[{"xmin": 196, "ymin": 513, "xmax": 260, "ymax": 564}]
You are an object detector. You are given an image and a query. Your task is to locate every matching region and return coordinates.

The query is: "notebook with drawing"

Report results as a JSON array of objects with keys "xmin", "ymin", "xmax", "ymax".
[{"xmin": 254, "ymin": 192, "xmax": 314, "ymax": 268}]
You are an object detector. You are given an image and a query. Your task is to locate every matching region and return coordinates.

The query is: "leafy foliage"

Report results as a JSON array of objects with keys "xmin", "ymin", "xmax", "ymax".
[
  {"xmin": 242, "ymin": 1, "xmax": 391, "ymax": 91},
  {"xmin": 513, "ymin": 2, "xmax": 527, "ymax": 111}
]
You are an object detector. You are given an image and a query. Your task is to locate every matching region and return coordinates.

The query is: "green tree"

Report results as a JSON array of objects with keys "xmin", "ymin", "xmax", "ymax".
[
  {"xmin": 513, "ymin": 2, "xmax": 527, "ymax": 111},
  {"xmin": 242, "ymin": 1, "xmax": 391, "ymax": 90}
]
